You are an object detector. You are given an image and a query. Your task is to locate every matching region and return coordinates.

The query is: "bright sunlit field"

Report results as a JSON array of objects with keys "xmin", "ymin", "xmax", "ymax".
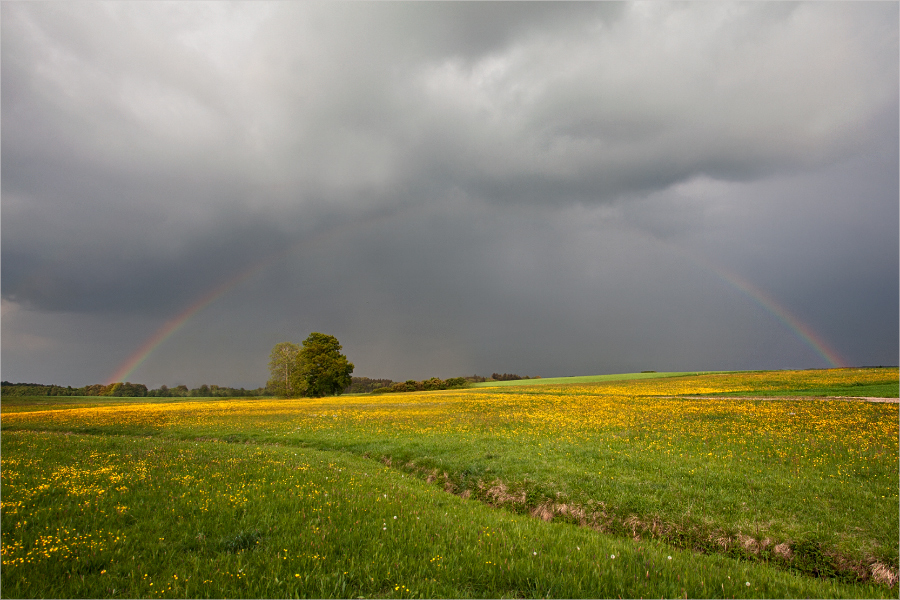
[{"xmin": 2, "ymin": 368, "xmax": 897, "ymax": 598}]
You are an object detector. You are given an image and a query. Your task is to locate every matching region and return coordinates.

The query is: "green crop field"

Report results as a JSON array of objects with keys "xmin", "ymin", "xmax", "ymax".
[
  {"xmin": 469, "ymin": 371, "xmax": 726, "ymax": 387},
  {"xmin": 2, "ymin": 368, "xmax": 897, "ymax": 598}
]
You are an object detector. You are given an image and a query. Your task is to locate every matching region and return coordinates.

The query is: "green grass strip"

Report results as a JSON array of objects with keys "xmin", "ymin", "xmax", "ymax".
[
  {"xmin": 1, "ymin": 430, "xmax": 891, "ymax": 599},
  {"xmin": 471, "ymin": 370, "xmax": 729, "ymax": 387}
]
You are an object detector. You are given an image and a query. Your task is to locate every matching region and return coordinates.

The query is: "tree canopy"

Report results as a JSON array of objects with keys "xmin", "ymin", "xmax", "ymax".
[
  {"xmin": 267, "ymin": 333, "xmax": 353, "ymax": 398},
  {"xmin": 298, "ymin": 332, "xmax": 354, "ymax": 397},
  {"xmin": 267, "ymin": 341, "xmax": 304, "ymax": 398}
]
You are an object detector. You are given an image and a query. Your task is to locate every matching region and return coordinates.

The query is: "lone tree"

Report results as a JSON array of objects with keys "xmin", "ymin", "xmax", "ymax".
[
  {"xmin": 298, "ymin": 332, "xmax": 354, "ymax": 397},
  {"xmin": 267, "ymin": 341, "xmax": 304, "ymax": 398}
]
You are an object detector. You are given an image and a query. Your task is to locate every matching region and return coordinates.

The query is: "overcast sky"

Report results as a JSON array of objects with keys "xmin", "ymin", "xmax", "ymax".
[{"xmin": 3, "ymin": 2, "xmax": 897, "ymax": 388}]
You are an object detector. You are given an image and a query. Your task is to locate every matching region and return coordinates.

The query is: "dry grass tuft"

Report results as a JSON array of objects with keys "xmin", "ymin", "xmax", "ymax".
[
  {"xmin": 738, "ymin": 534, "xmax": 760, "ymax": 554},
  {"xmin": 774, "ymin": 543, "xmax": 793, "ymax": 560},
  {"xmin": 483, "ymin": 480, "xmax": 526, "ymax": 505},
  {"xmin": 532, "ymin": 503, "xmax": 554, "ymax": 521},
  {"xmin": 870, "ymin": 562, "xmax": 899, "ymax": 587}
]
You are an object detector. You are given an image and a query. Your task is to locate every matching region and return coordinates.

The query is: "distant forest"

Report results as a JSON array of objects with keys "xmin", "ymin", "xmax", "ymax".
[
  {"xmin": 337, "ymin": 374, "xmax": 541, "ymax": 394},
  {"xmin": 2, "ymin": 373, "xmax": 539, "ymax": 398},
  {"xmin": 1, "ymin": 381, "xmax": 267, "ymax": 398}
]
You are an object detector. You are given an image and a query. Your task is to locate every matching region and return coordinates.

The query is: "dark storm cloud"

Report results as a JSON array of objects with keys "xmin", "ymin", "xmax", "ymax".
[{"xmin": 2, "ymin": 2, "xmax": 897, "ymax": 386}]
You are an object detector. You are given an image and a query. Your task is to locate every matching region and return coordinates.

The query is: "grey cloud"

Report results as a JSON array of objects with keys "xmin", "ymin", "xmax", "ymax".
[
  {"xmin": 2, "ymin": 213, "xmax": 292, "ymax": 315},
  {"xmin": 5, "ymin": 2, "xmax": 895, "ymax": 217},
  {"xmin": 2, "ymin": 2, "xmax": 897, "ymax": 386}
]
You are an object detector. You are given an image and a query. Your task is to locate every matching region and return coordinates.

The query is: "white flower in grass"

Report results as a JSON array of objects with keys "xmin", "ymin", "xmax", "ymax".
[
  {"xmin": 533, "ymin": 551, "xmax": 537, "ymax": 556},
  {"xmin": 746, "ymin": 582, "xmax": 750, "ymax": 587},
  {"xmin": 610, "ymin": 554, "xmax": 615, "ymax": 559},
  {"xmin": 667, "ymin": 556, "xmax": 672, "ymax": 560}
]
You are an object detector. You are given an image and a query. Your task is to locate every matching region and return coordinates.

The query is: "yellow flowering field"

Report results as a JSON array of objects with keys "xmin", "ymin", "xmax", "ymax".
[
  {"xmin": 2, "ymin": 368, "xmax": 898, "ymax": 595},
  {"xmin": 4, "ymin": 430, "xmax": 890, "ymax": 599}
]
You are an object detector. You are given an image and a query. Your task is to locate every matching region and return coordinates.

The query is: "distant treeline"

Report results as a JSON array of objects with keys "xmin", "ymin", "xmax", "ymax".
[
  {"xmin": 344, "ymin": 374, "xmax": 542, "ymax": 393},
  {"xmin": 491, "ymin": 373, "xmax": 541, "ymax": 381},
  {"xmin": 465, "ymin": 373, "xmax": 541, "ymax": 383},
  {"xmin": 1, "ymin": 381, "xmax": 268, "ymax": 398},
  {"xmin": 343, "ymin": 377, "xmax": 396, "ymax": 394},
  {"xmin": 3, "ymin": 372, "xmax": 540, "ymax": 399},
  {"xmin": 149, "ymin": 384, "xmax": 268, "ymax": 397},
  {"xmin": 370, "ymin": 377, "xmax": 470, "ymax": 394}
]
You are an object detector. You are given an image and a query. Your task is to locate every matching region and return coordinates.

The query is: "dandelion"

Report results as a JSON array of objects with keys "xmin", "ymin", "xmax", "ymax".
[
  {"xmin": 611, "ymin": 554, "xmax": 615, "ymax": 559},
  {"xmin": 746, "ymin": 582, "xmax": 750, "ymax": 587},
  {"xmin": 667, "ymin": 556, "xmax": 672, "ymax": 560},
  {"xmin": 533, "ymin": 551, "xmax": 537, "ymax": 555}
]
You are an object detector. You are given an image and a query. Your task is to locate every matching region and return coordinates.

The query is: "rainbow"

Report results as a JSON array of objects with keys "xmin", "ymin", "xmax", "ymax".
[
  {"xmin": 106, "ymin": 209, "xmax": 402, "ymax": 385},
  {"xmin": 105, "ymin": 258, "xmax": 269, "ymax": 385},
  {"xmin": 108, "ymin": 219, "xmax": 846, "ymax": 384},
  {"xmin": 691, "ymin": 254, "xmax": 846, "ymax": 369}
]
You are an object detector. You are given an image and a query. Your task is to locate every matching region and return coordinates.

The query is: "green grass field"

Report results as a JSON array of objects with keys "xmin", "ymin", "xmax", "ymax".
[
  {"xmin": 2, "ymin": 368, "xmax": 897, "ymax": 598},
  {"xmin": 470, "ymin": 371, "xmax": 724, "ymax": 387},
  {"xmin": 471, "ymin": 369, "xmax": 899, "ymax": 397}
]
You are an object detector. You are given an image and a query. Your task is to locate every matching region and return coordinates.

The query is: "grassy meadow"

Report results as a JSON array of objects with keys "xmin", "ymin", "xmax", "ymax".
[{"xmin": 1, "ymin": 368, "xmax": 898, "ymax": 598}]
